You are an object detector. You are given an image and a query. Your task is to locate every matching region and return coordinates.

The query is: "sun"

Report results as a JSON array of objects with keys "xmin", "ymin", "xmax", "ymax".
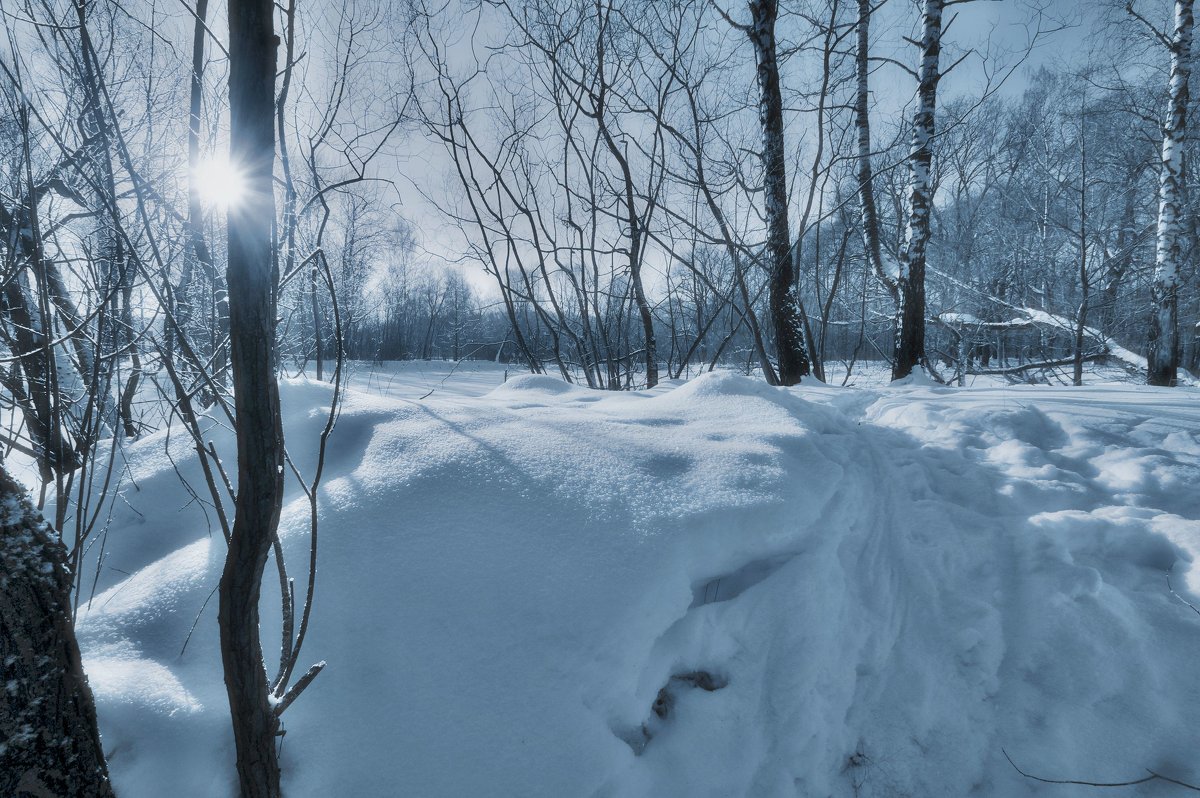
[{"xmin": 194, "ymin": 155, "xmax": 246, "ymax": 209}]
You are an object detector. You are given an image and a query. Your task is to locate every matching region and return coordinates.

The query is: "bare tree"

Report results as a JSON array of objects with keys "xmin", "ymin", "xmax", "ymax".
[{"xmin": 218, "ymin": 0, "xmax": 286, "ymax": 794}]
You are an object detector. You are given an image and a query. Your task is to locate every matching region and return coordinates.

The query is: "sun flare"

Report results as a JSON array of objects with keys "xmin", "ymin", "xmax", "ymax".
[{"xmin": 193, "ymin": 156, "xmax": 246, "ymax": 209}]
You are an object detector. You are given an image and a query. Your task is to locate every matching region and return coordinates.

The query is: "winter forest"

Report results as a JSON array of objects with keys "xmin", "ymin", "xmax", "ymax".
[{"xmin": 3, "ymin": 0, "xmax": 1200, "ymax": 795}]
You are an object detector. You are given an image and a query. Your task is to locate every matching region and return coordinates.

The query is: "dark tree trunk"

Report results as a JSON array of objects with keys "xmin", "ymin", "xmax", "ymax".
[
  {"xmin": 1100, "ymin": 166, "xmax": 1141, "ymax": 335},
  {"xmin": 1074, "ymin": 110, "xmax": 1089, "ymax": 387},
  {"xmin": 0, "ymin": 114, "xmax": 82, "ymax": 481},
  {"xmin": 0, "ymin": 466, "xmax": 114, "ymax": 798},
  {"xmin": 596, "ymin": 118, "xmax": 657, "ymax": 388},
  {"xmin": 893, "ymin": 0, "xmax": 943, "ymax": 381},
  {"xmin": 855, "ymin": 0, "xmax": 899, "ymax": 308},
  {"xmin": 72, "ymin": 2, "xmax": 140, "ymax": 440},
  {"xmin": 613, "ymin": 147, "xmax": 658, "ymax": 389},
  {"xmin": 180, "ymin": 0, "xmax": 215, "ymax": 339},
  {"xmin": 0, "ymin": 273, "xmax": 80, "ymax": 479},
  {"xmin": 219, "ymin": 1, "xmax": 284, "ymax": 796},
  {"xmin": 1189, "ymin": 321, "xmax": 1200, "ymax": 373},
  {"xmin": 311, "ymin": 265, "xmax": 324, "ymax": 381},
  {"xmin": 591, "ymin": 8, "xmax": 658, "ymax": 389},
  {"xmin": 748, "ymin": 0, "xmax": 809, "ymax": 385}
]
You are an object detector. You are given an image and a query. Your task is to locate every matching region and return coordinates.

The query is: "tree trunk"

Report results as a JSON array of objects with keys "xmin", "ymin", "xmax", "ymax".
[
  {"xmin": 612, "ymin": 145, "xmax": 658, "ymax": 389},
  {"xmin": 1148, "ymin": 0, "xmax": 1193, "ymax": 387},
  {"xmin": 1074, "ymin": 108, "xmax": 1089, "ymax": 388},
  {"xmin": 311, "ymin": 264, "xmax": 324, "ymax": 381},
  {"xmin": 1100, "ymin": 167, "xmax": 1140, "ymax": 335},
  {"xmin": 1189, "ymin": 321, "xmax": 1200, "ymax": 373},
  {"xmin": 0, "ymin": 465, "xmax": 114, "ymax": 798},
  {"xmin": 855, "ymin": 0, "xmax": 899, "ymax": 309},
  {"xmin": 893, "ymin": 0, "xmax": 943, "ymax": 381},
  {"xmin": 0, "ymin": 274, "xmax": 79, "ymax": 480},
  {"xmin": 748, "ymin": 0, "xmax": 810, "ymax": 385},
  {"xmin": 593, "ymin": 65, "xmax": 658, "ymax": 387},
  {"xmin": 219, "ymin": 1, "xmax": 284, "ymax": 796},
  {"xmin": 73, "ymin": 1, "xmax": 138, "ymax": 439},
  {"xmin": 180, "ymin": 0, "xmax": 214, "ymax": 340}
]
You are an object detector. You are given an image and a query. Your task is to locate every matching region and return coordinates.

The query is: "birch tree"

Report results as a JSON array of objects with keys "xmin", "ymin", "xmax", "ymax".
[
  {"xmin": 854, "ymin": 0, "xmax": 953, "ymax": 380},
  {"xmin": 744, "ymin": 0, "xmax": 811, "ymax": 384},
  {"xmin": 1144, "ymin": 0, "xmax": 1194, "ymax": 386},
  {"xmin": 893, "ymin": 0, "xmax": 945, "ymax": 380}
]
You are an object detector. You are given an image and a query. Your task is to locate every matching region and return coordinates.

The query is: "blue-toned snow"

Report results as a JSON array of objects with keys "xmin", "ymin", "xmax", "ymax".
[{"xmin": 74, "ymin": 363, "xmax": 1200, "ymax": 796}]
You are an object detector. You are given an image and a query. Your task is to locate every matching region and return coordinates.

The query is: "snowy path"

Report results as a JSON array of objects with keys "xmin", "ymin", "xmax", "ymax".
[{"xmin": 73, "ymin": 366, "xmax": 1200, "ymax": 796}]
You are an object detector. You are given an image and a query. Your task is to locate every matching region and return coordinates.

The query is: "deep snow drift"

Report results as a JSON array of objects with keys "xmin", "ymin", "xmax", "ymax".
[{"xmin": 72, "ymin": 364, "xmax": 1200, "ymax": 796}]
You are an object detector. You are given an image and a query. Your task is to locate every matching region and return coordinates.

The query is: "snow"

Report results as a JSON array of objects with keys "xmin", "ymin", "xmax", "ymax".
[
  {"xmin": 923, "ymin": 266, "xmax": 1189, "ymax": 384},
  {"xmin": 1020, "ymin": 308, "xmax": 1161, "ymax": 377},
  {"xmin": 75, "ymin": 362, "xmax": 1200, "ymax": 796},
  {"xmin": 936, "ymin": 311, "xmax": 982, "ymax": 325},
  {"xmin": 880, "ymin": 250, "xmax": 901, "ymax": 282}
]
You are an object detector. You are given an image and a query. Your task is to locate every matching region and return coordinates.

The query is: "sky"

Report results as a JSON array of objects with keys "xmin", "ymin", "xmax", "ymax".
[{"xmin": 392, "ymin": 0, "xmax": 1134, "ymax": 300}]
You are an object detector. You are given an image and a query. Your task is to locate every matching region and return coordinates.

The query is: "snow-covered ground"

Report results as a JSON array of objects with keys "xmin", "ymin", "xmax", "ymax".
[{"xmin": 74, "ymin": 362, "xmax": 1200, "ymax": 796}]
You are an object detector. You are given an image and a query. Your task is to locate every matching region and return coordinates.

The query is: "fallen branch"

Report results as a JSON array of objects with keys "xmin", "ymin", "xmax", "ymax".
[
  {"xmin": 969, "ymin": 352, "xmax": 1107, "ymax": 377},
  {"xmin": 1003, "ymin": 749, "xmax": 1200, "ymax": 791},
  {"xmin": 1167, "ymin": 573, "xmax": 1200, "ymax": 619}
]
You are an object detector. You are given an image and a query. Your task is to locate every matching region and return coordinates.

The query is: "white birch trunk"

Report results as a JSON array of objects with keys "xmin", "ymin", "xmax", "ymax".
[
  {"xmin": 893, "ymin": 0, "xmax": 943, "ymax": 380},
  {"xmin": 1148, "ymin": 0, "xmax": 1193, "ymax": 386}
]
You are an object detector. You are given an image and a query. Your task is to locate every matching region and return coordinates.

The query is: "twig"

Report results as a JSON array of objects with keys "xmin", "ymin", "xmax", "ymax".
[
  {"xmin": 1003, "ymin": 749, "xmax": 1200, "ymax": 791},
  {"xmin": 179, "ymin": 584, "xmax": 220, "ymax": 658},
  {"xmin": 1167, "ymin": 573, "xmax": 1200, "ymax": 619},
  {"xmin": 273, "ymin": 661, "xmax": 326, "ymax": 717}
]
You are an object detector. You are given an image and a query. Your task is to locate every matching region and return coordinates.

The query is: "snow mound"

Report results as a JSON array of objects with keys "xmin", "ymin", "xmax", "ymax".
[
  {"xmin": 490, "ymin": 372, "xmax": 587, "ymax": 396},
  {"xmin": 76, "ymin": 374, "xmax": 1200, "ymax": 796}
]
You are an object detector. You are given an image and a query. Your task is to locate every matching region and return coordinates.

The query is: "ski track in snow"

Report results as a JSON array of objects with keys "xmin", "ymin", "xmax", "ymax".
[{"xmin": 70, "ymin": 363, "xmax": 1200, "ymax": 797}]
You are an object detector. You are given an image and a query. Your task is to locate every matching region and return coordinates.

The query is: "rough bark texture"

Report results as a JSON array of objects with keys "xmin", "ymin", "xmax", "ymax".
[
  {"xmin": 748, "ymin": 0, "xmax": 810, "ymax": 385},
  {"xmin": 218, "ymin": 1, "xmax": 284, "ymax": 796},
  {"xmin": 893, "ymin": 0, "xmax": 943, "ymax": 381},
  {"xmin": 0, "ymin": 466, "xmax": 114, "ymax": 798},
  {"xmin": 854, "ymin": 0, "xmax": 899, "ymax": 309},
  {"xmin": 1074, "ymin": 118, "xmax": 1090, "ymax": 387},
  {"xmin": 1148, "ymin": 0, "xmax": 1193, "ymax": 387}
]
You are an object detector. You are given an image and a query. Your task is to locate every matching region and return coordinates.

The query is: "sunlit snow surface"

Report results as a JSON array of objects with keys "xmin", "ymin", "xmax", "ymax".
[{"xmin": 74, "ymin": 362, "xmax": 1200, "ymax": 796}]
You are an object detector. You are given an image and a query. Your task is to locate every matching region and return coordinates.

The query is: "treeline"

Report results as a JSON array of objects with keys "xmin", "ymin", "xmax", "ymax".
[{"xmin": 396, "ymin": 0, "xmax": 1198, "ymax": 388}]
